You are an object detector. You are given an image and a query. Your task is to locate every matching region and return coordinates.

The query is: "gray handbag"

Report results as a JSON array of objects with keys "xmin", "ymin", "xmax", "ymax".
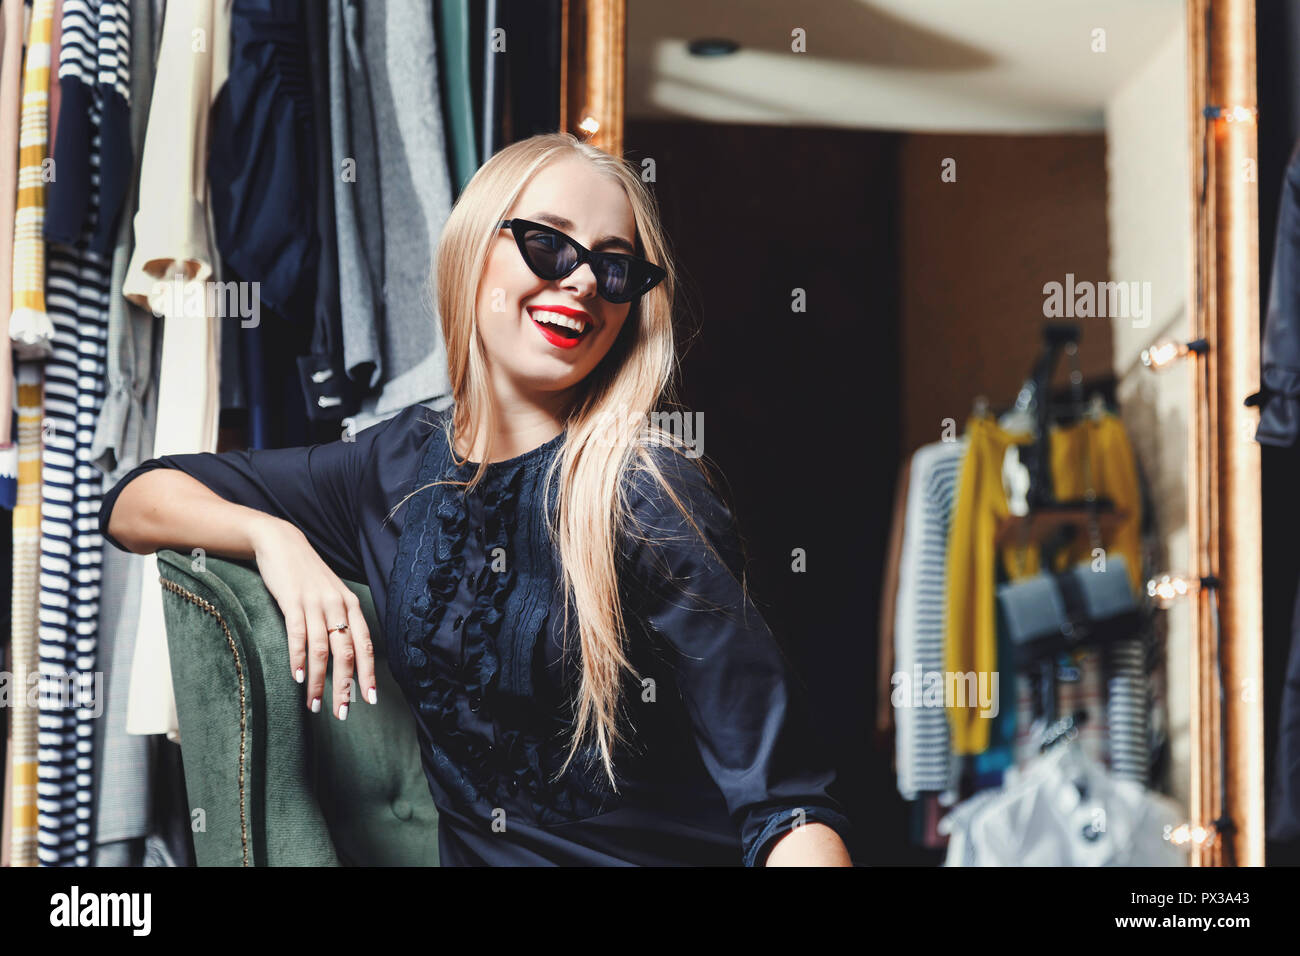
[{"xmin": 995, "ymin": 553, "xmax": 1141, "ymax": 663}]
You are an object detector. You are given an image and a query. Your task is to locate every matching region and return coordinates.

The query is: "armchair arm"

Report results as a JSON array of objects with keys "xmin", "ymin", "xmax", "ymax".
[{"xmin": 156, "ymin": 549, "xmax": 439, "ymax": 866}]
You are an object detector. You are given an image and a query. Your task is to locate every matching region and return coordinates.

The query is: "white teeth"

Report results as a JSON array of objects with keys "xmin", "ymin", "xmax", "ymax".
[{"xmin": 531, "ymin": 310, "xmax": 587, "ymax": 333}]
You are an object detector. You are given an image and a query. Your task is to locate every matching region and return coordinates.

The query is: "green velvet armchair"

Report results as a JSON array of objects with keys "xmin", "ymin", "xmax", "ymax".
[{"xmin": 155, "ymin": 549, "xmax": 440, "ymax": 866}]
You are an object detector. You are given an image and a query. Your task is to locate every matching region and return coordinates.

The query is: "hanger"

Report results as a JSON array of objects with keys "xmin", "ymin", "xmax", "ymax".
[
  {"xmin": 1033, "ymin": 711, "xmax": 1097, "ymax": 800},
  {"xmin": 1040, "ymin": 709, "xmax": 1089, "ymax": 753},
  {"xmin": 1051, "ymin": 391, "xmax": 1110, "ymax": 426}
]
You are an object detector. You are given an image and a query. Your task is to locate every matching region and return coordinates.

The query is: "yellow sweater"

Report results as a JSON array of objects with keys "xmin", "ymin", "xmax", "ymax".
[
  {"xmin": 944, "ymin": 411, "xmax": 1142, "ymax": 755},
  {"xmin": 945, "ymin": 416, "xmax": 1032, "ymax": 754},
  {"xmin": 1047, "ymin": 413, "xmax": 1144, "ymax": 596}
]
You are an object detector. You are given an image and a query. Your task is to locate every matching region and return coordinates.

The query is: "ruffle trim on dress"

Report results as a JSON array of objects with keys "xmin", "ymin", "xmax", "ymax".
[{"xmin": 397, "ymin": 452, "xmax": 611, "ymax": 823}]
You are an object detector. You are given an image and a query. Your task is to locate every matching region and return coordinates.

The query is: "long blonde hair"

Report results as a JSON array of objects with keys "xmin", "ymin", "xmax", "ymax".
[{"xmin": 399, "ymin": 132, "xmax": 722, "ymax": 788}]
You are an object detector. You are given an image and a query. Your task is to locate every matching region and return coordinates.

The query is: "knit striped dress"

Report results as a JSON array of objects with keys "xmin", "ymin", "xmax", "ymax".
[{"xmin": 35, "ymin": 0, "xmax": 129, "ymax": 867}]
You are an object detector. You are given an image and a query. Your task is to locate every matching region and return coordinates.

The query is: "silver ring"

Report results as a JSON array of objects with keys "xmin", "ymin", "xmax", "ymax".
[{"xmin": 329, "ymin": 622, "xmax": 350, "ymax": 633}]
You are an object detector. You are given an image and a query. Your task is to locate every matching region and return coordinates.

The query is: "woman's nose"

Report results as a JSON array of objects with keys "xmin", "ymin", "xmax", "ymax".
[{"xmin": 561, "ymin": 261, "xmax": 599, "ymax": 297}]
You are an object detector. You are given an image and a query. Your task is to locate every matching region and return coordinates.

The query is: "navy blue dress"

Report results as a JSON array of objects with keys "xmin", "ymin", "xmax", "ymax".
[{"xmin": 98, "ymin": 403, "xmax": 854, "ymax": 865}]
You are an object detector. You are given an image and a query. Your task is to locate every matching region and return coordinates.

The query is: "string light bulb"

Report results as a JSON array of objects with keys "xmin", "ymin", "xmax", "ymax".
[
  {"xmin": 1147, "ymin": 573, "xmax": 1196, "ymax": 609},
  {"xmin": 1203, "ymin": 104, "xmax": 1257, "ymax": 124},
  {"xmin": 577, "ymin": 116, "xmax": 600, "ymax": 137},
  {"xmin": 1166, "ymin": 822, "xmax": 1215, "ymax": 848},
  {"xmin": 1145, "ymin": 573, "xmax": 1220, "ymax": 609},
  {"xmin": 1141, "ymin": 338, "xmax": 1209, "ymax": 371}
]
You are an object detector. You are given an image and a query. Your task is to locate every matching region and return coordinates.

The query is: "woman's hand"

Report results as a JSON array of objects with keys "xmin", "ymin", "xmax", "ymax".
[{"xmin": 250, "ymin": 516, "xmax": 378, "ymax": 720}]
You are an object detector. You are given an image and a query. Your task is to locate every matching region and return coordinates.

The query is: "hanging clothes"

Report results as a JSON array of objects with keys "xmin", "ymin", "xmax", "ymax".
[
  {"xmin": 894, "ymin": 438, "xmax": 964, "ymax": 799},
  {"xmin": 1043, "ymin": 410, "xmax": 1149, "ymax": 784},
  {"xmin": 121, "ymin": 0, "xmax": 232, "ymax": 743},
  {"xmin": 0, "ymin": 0, "xmax": 26, "ymax": 497},
  {"xmin": 945, "ymin": 409, "xmax": 1150, "ymax": 772},
  {"xmin": 481, "ymin": 0, "xmax": 502, "ymax": 159},
  {"xmin": 940, "ymin": 741, "xmax": 1185, "ymax": 866},
  {"xmin": 876, "ymin": 456, "xmax": 909, "ymax": 747},
  {"xmin": 10, "ymin": 0, "xmax": 55, "ymax": 359},
  {"xmin": 121, "ymin": 0, "xmax": 228, "ymax": 316},
  {"xmin": 35, "ymin": 0, "xmax": 134, "ymax": 868},
  {"xmin": 498, "ymin": 0, "xmax": 561, "ymax": 143},
  {"xmin": 88, "ymin": 0, "xmax": 163, "ymax": 867},
  {"xmin": 944, "ymin": 414, "xmax": 1033, "ymax": 754},
  {"xmin": 328, "ymin": 0, "xmax": 456, "ymax": 431},
  {"xmin": 1254, "ymin": 137, "xmax": 1300, "ymax": 448},
  {"xmin": 88, "ymin": 0, "xmax": 158, "ymax": 483},
  {"xmin": 46, "ymin": 0, "xmax": 61, "ymax": 148},
  {"xmin": 1046, "ymin": 411, "xmax": 1144, "ymax": 595},
  {"xmin": 294, "ymin": 0, "xmax": 356, "ymax": 423},
  {"xmin": 208, "ymin": 0, "xmax": 315, "ymax": 316},
  {"xmin": 45, "ymin": 0, "xmax": 132, "ymax": 256},
  {"xmin": 206, "ymin": 0, "xmax": 324, "ymax": 444},
  {"xmin": 1271, "ymin": 576, "xmax": 1300, "ymax": 840},
  {"xmin": 5, "ymin": 363, "xmax": 43, "ymax": 866},
  {"xmin": 1261, "ymin": 140, "xmax": 1300, "ymax": 842},
  {"xmin": 435, "ymin": 0, "xmax": 479, "ymax": 198}
]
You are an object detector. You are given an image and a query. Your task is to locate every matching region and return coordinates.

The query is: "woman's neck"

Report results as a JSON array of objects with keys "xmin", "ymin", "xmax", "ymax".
[{"xmin": 455, "ymin": 387, "xmax": 572, "ymax": 464}]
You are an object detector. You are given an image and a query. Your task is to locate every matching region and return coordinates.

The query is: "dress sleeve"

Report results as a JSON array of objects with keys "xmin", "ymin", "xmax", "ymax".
[
  {"xmin": 619, "ymin": 446, "xmax": 854, "ymax": 866},
  {"xmin": 98, "ymin": 405, "xmax": 421, "ymax": 583}
]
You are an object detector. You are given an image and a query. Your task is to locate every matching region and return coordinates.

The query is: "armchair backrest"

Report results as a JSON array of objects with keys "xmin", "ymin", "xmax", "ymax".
[{"xmin": 156, "ymin": 549, "xmax": 439, "ymax": 866}]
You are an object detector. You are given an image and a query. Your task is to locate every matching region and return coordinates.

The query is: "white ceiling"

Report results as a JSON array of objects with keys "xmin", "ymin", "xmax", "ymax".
[{"xmin": 627, "ymin": 0, "xmax": 1185, "ymax": 132}]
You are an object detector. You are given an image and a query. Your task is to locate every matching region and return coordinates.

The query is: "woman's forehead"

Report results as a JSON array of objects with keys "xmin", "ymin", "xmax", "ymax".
[{"xmin": 512, "ymin": 159, "xmax": 636, "ymax": 238}]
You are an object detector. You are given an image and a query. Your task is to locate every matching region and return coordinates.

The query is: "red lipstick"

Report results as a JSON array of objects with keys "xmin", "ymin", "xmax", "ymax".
[{"xmin": 527, "ymin": 306, "xmax": 591, "ymax": 350}]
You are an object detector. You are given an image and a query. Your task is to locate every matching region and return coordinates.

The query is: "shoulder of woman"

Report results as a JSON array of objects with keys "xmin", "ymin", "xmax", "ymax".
[
  {"xmin": 622, "ymin": 440, "xmax": 725, "ymax": 518},
  {"xmin": 357, "ymin": 402, "xmax": 447, "ymax": 453},
  {"xmin": 618, "ymin": 440, "xmax": 743, "ymax": 573}
]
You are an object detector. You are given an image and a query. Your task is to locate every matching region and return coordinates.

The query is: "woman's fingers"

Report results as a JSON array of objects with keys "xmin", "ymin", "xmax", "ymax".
[
  {"xmin": 323, "ymin": 591, "xmax": 354, "ymax": 718},
  {"xmin": 285, "ymin": 605, "xmax": 308, "ymax": 687},
  {"xmin": 273, "ymin": 561, "xmax": 375, "ymax": 720},
  {"xmin": 343, "ymin": 589, "xmax": 378, "ymax": 707},
  {"xmin": 305, "ymin": 598, "xmax": 330, "ymax": 714}
]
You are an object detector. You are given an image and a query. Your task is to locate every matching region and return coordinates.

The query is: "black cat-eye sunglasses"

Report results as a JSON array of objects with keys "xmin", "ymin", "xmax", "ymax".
[{"xmin": 498, "ymin": 219, "xmax": 667, "ymax": 304}]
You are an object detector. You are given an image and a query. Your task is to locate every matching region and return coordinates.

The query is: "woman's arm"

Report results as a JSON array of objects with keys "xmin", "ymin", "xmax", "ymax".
[
  {"xmin": 620, "ymin": 444, "xmax": 856, "ymax": 867},
  {"xmin": 765, "ymin": 822, "xmax": 853, "ymax": 866},
  {"xmin": 105, "ymin": 462, "xmax": 379, "ymax": 719},
  {"xmin": 107, "ymin": 466, "xmax": 287, "ymax": 558},
  {"xmin": 97, "ymin": 409, "xmax": 431, "ymax": 717}
]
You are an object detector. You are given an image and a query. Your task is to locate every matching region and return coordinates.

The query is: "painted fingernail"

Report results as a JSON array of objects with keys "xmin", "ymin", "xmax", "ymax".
[
  {"xmin": 294, "ymin": 667, "xmax": 304, "ymax": 684},
  {"xmin": 339, "ymin": 704, "xmax": 349, "ymax": 721},
  {"xmin": 310, "ymin": 697, "xmax": 321, "ymax": 713},
  {"xmin": 367, "ymin": 687, "xmax": 377, "ymax": 705}
]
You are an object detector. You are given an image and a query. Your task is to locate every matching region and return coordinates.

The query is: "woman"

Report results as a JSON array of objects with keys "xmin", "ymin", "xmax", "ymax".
[{"xmin": 100, "ymin": 132, "xmax": 854, "ymax": 866}]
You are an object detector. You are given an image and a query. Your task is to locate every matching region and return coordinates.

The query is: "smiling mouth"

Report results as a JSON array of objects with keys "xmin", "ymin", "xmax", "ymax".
[{"xmin": 528, "ymin": 308, "xmax": 591, "ymax": 349}]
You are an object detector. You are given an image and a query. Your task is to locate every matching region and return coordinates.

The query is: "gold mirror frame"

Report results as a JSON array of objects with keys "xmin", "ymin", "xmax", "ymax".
[
  {"xmin": 562, "ymin": 0, "xmax": 1266, "ymax": 867},
  {"xmin": 1187, "ymin": 0, "xmax": 1262, "ymax": 868}
]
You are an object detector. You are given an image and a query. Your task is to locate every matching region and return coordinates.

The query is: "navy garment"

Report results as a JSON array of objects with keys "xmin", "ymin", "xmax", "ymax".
[
  {"xmin": 97, "ymin": 403, "xmax": 854, "ymax": 866},
  {"xmin": 295, "ymin": 0, "xmax": 359, "ymax": 424},
  {"xmin": 1258, "ymin": 139, "xmax": 1300, "ymax": 841},
  {"xmin": 1256, "ymin": 138, "xmax": 1300, "ymax": 446},
  {"xmin": 208, "ymin": 0, "xmax": 316, "ymax": 317},
  {"xmin": 45, "ymin": 0, "xmax": 133, "ymax": 256},
  {"xmin": 500, "ymin": 0, "xmax": 562, "ymax": 143}
]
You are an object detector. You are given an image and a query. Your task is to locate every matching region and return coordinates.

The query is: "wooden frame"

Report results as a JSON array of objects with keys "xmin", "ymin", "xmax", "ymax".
[
  {"xmin": 559, "ymin": 0, "xmax": 626, "ymax": 155},
  {"xmin": 1187, "ymin": 0, "xmax": 1263, "ymax": 867}
]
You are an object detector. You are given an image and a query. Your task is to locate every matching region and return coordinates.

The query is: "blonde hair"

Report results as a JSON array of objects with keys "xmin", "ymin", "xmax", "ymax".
[{"xmin": 393, "ymin": 132, "xmax": 724, "ymax": 789}]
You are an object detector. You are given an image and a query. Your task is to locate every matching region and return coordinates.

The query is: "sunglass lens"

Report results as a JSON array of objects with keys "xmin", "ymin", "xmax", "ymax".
[
  {"xmin": 596, "ymin": 258, "xmax": 633, "ymax": 302},
  {"xmin": 521, "ymin": 227, "xmax": 577, "ymax": 278}
]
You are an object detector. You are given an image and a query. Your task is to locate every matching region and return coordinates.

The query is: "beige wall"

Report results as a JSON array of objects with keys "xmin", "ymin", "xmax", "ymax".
[{"xmin": 1105, "ymin": 18, "xmax": 1193, "ymax": 814}]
